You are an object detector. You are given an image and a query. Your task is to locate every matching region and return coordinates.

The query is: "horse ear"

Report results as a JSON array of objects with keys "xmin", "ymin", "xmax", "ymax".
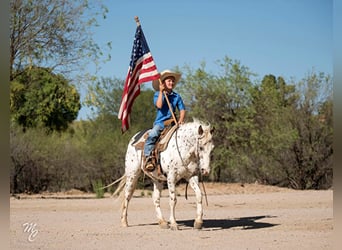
[{"xmin": 198, "ymin": 125, "xmax": 203, "ymax": 135}]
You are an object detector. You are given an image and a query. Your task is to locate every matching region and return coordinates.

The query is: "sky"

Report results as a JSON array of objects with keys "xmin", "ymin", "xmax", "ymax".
[{"xmin": 77, "ymin": 0, "xmax": 332, "ymax": 120}]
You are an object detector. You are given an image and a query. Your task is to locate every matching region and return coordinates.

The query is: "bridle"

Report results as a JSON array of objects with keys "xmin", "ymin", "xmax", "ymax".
[{"xmin": 175, "ymin": 126, "xmax": 212, "ymax": 206}]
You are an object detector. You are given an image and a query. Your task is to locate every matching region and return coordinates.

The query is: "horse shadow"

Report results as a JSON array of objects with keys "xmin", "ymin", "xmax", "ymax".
[{"xmin": 177, "ymin": 215, "xmax": 278, "ymax": 231}]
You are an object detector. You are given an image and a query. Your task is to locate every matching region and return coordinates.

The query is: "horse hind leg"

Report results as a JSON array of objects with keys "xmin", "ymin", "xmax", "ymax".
[{"xmin": 121, "ymin": 171, "xmax": 141, "ymax": 227}]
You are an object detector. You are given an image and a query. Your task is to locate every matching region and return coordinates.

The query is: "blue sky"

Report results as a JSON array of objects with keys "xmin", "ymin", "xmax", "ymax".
[{"xmin": 78, "ymin": 0, "xmax": 332, "ymax": 119}]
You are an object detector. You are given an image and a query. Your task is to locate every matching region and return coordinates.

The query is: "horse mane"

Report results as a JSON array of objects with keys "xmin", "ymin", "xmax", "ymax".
[{"xmin": 188, "ymin": 117, "xmax": 211, "ymax": 128}]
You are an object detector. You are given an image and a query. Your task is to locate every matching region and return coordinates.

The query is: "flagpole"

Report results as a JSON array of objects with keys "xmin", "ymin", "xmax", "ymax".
[
  {"xmin": 134, "ymin": 16, "xmax": 178, "ymax": 126},
  {"xmin": 159, "ymin": 80, "xmax": 179, "ymax": 126}
]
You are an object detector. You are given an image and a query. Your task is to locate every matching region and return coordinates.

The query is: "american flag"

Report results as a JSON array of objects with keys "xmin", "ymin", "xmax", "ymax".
[{"xmin": 118, "ymin": 25, "xmax": 159, "ymax": 133}]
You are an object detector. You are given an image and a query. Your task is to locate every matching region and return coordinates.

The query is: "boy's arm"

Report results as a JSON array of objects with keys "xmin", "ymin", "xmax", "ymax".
[{"xmin": 178, "ymin": 109, "xmax": 186, "ymax": 124}]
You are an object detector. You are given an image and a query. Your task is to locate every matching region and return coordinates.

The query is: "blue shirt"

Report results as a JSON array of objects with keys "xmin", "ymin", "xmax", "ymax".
[{"xmin": 153, "ymin": 91, "xmax": 185, "ymax": 128}]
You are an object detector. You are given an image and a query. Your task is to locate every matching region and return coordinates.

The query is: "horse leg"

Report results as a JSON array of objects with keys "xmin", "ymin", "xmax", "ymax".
[
  {"xmin": 152, "ymin": 181, "xmax": 169, "ymax": 229},
  {"xmin": 167, "ymin": 171, "xmax": 179, "ymax": 230},
  {"xmin": 121, "ymin": 171, "xmax": 140, "ymax": 227},
  {"xmin": 189, "ymin": 175, "xmax": 204, "ymax": 229}
]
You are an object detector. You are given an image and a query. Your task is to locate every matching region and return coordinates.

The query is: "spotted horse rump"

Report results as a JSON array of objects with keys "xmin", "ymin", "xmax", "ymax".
[{"xmin": 112, "ymin": 118, "xmax": 214, "ymax": 230}]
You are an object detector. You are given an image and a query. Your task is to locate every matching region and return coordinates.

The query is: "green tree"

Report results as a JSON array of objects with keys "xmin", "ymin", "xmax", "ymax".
[
  {"xmin": 10, "ymin": 123, "xmax": 87, "ymax": 193},
  {"xmin": 10, "ymin": 0, "xmax": 109, "ymax": 81},
  {"xmin": 85, "ymin": 76, "xmax": 156, "ymax": 130},
  {"xmin": 85, "ymin": 76, "xmax": 124, "ymax": 118},
  {"xmin": 286, "ymin": 71, "xmax": 333, "ymax": 189},
  {"xmin": 130, "ymin": 89, "xmax": 156, "ymax": 130},
  {"xmin": 249, "ymin": 75, "xmax": 298, "ymax": 185},
  {"xmin": 178, "ymin": 57, "xmax": 256, "ymax": 182},
  {"xmin": 10, "ymin": 66, "xmax": 81, "ymax": 132},
  {"xmin": 178, "ymin": 58, "xmax": 333, "ymax": 189}
]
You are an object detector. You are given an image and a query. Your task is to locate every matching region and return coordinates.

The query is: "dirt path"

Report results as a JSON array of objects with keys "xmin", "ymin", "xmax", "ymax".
[{"xmin": 10, "ymin": 184, "xmax": 333, "ymax": 249}]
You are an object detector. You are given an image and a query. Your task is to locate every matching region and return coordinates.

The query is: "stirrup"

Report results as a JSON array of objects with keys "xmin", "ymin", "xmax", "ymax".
[
  {"xmin": 145, "ymin": 162, "xmax": 155, "ymax": 171},
  {"xmin": 144, "ymin": 157, "xmax": 155, "ymax": 171},
  {"xmin": 144, "ymin": 167, "xmax": 167, "ymax": 182}
]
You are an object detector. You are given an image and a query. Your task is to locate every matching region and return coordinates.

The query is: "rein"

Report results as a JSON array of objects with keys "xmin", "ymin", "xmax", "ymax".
[
  {"xmin": 177, "ymin": 127, "xmax": 209, "ymax": 206},
  {"xmin": 184, "ymin": 173, "xmax": 209, "ymax": 206}
]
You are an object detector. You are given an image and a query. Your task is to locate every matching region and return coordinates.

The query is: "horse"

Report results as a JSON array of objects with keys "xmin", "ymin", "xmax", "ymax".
[{"xmin": 111, "ymin": 119, "xmax": 214, "ymax": 230}]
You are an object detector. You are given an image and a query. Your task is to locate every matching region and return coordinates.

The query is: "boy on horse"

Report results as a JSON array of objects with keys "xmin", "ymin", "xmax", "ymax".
[{"xmin": 144, "ymin": 69, "xmax": 186, "ymax": 171}]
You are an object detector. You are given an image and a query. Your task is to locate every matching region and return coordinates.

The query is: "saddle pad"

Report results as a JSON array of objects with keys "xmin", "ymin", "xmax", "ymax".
[
  {"xmin": 156, "ymin": 124, "xmax": 178, "ymax": 152},
  {"xmin": 131, "ymin": 128, "xmax": 150, "ymax": 145},
  {"xmin": 132, "ymin": 124, "xmax": 178, "ymax": 152},
  {"xmin": 131, "ymin": 129, "xmax": 150, "ymax": 150}
]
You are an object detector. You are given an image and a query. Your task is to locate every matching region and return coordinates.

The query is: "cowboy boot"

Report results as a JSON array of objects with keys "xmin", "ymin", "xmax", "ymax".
[{"xmin": 144, "ymin": 156, "xmax": 155, "ymax": 171}]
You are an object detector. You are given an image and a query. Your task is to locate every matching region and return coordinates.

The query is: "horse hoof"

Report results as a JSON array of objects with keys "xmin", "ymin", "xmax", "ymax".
[
  {"xmin": 170, "ymin": 223, "xmax": 179, "ymax": 231},
  {"xmin": 194, "ymin": 220, "xmax": 203, "ymax": 229},
  {"xmin": 121, "ymin": 221, "xmax": 128, "ymax": 227},
  {"xmin": 158, "ymin": 220, "xmax": 170, "ymax": 229}
]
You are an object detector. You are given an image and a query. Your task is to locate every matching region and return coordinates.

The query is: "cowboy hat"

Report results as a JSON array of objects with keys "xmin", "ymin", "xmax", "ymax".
[{"xmin": 152, "ymin": 70, "xmax": 181, "ymax": 91}]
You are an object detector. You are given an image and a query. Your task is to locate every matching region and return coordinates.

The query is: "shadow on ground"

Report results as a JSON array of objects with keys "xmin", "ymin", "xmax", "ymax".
[
  {"xmin": 135, "ymin": 215, "xmax": 278, "ymax": 231},
  {"xmin": 179, "ymin": 215, "xmax": 278, "ymax": 231}
]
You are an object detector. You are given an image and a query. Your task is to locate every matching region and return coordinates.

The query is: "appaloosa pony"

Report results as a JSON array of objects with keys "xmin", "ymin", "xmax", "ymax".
[{"xmin": 111, "ymin": 119, "xmax": 214, "ymax": 230}]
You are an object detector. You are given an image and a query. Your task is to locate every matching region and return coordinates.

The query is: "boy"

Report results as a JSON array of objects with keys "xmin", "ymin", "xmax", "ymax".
[{"xmin": 144, "ymin": 69, "xmax": 186, "ymax": 171}]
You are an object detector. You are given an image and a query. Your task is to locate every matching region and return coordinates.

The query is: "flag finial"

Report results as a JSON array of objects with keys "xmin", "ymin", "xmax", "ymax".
[{"xmin": 134, "ymin": 16, "xmax": 140, "ymax": 26}]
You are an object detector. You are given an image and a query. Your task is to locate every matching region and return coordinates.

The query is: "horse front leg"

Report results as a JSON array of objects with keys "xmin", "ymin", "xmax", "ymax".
[
  {"xmin": 153, "ymin": 181, "xmax": 169, "ymax": 229},
  {"xmin": 189, "ymin": 175, "xmax": 204, "ymax": 229},
  {"xmin": 167, "ymin": 170, "xmax": 179, "ymax": 230}
]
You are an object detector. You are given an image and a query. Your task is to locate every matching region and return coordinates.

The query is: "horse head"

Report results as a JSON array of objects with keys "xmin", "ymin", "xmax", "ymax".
[{"xmin": 196, "ymin": 122, "xmax": 215, "ymax": 176}]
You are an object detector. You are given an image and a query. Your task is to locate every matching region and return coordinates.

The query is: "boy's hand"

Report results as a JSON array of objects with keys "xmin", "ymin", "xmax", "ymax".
[{"xmin": 159, "ymin": 82, "xmax": 165, "ymax": 92}]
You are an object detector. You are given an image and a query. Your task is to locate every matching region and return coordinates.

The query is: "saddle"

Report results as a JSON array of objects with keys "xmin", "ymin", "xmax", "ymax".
[{"xmin": 132, "ymin": 119, "xmax": 178, "ymax": 179}]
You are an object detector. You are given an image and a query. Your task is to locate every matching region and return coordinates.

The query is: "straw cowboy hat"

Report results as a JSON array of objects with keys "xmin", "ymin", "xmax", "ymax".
[{"xmin": 152, "ymin": 70, "xmax": 181, "ymax": 91}]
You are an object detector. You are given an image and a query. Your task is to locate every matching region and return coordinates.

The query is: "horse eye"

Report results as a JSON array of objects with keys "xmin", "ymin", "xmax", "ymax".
[{"xmin": 199, "ymin": 146, "xmax": 204, "ymax": 151}]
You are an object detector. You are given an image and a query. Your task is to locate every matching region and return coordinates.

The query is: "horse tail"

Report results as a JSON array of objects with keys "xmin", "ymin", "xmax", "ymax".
[
  {"xmin": 99, "ymin": 175, "xmax": 126, "ymax": 196},
  {"xmin": 112, "ymin": 175, "xmax": 126, "ymax": 197}
]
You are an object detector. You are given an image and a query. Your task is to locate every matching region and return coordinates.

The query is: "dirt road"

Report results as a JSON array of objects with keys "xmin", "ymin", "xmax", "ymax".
[{"xmin": 10, "ymin": 183, "xmax": 333, "ymax": 249}]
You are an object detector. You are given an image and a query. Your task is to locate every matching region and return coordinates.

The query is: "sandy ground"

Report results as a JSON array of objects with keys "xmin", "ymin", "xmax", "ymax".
[{"xmin": 10, "ymin": 183, "xmax": 333, "ymax": 250}]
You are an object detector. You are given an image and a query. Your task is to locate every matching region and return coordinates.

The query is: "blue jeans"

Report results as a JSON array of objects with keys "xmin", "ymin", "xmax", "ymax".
[{"xmin": 144, "ymin": 124, "xmax": 163, "ymax": 157}]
